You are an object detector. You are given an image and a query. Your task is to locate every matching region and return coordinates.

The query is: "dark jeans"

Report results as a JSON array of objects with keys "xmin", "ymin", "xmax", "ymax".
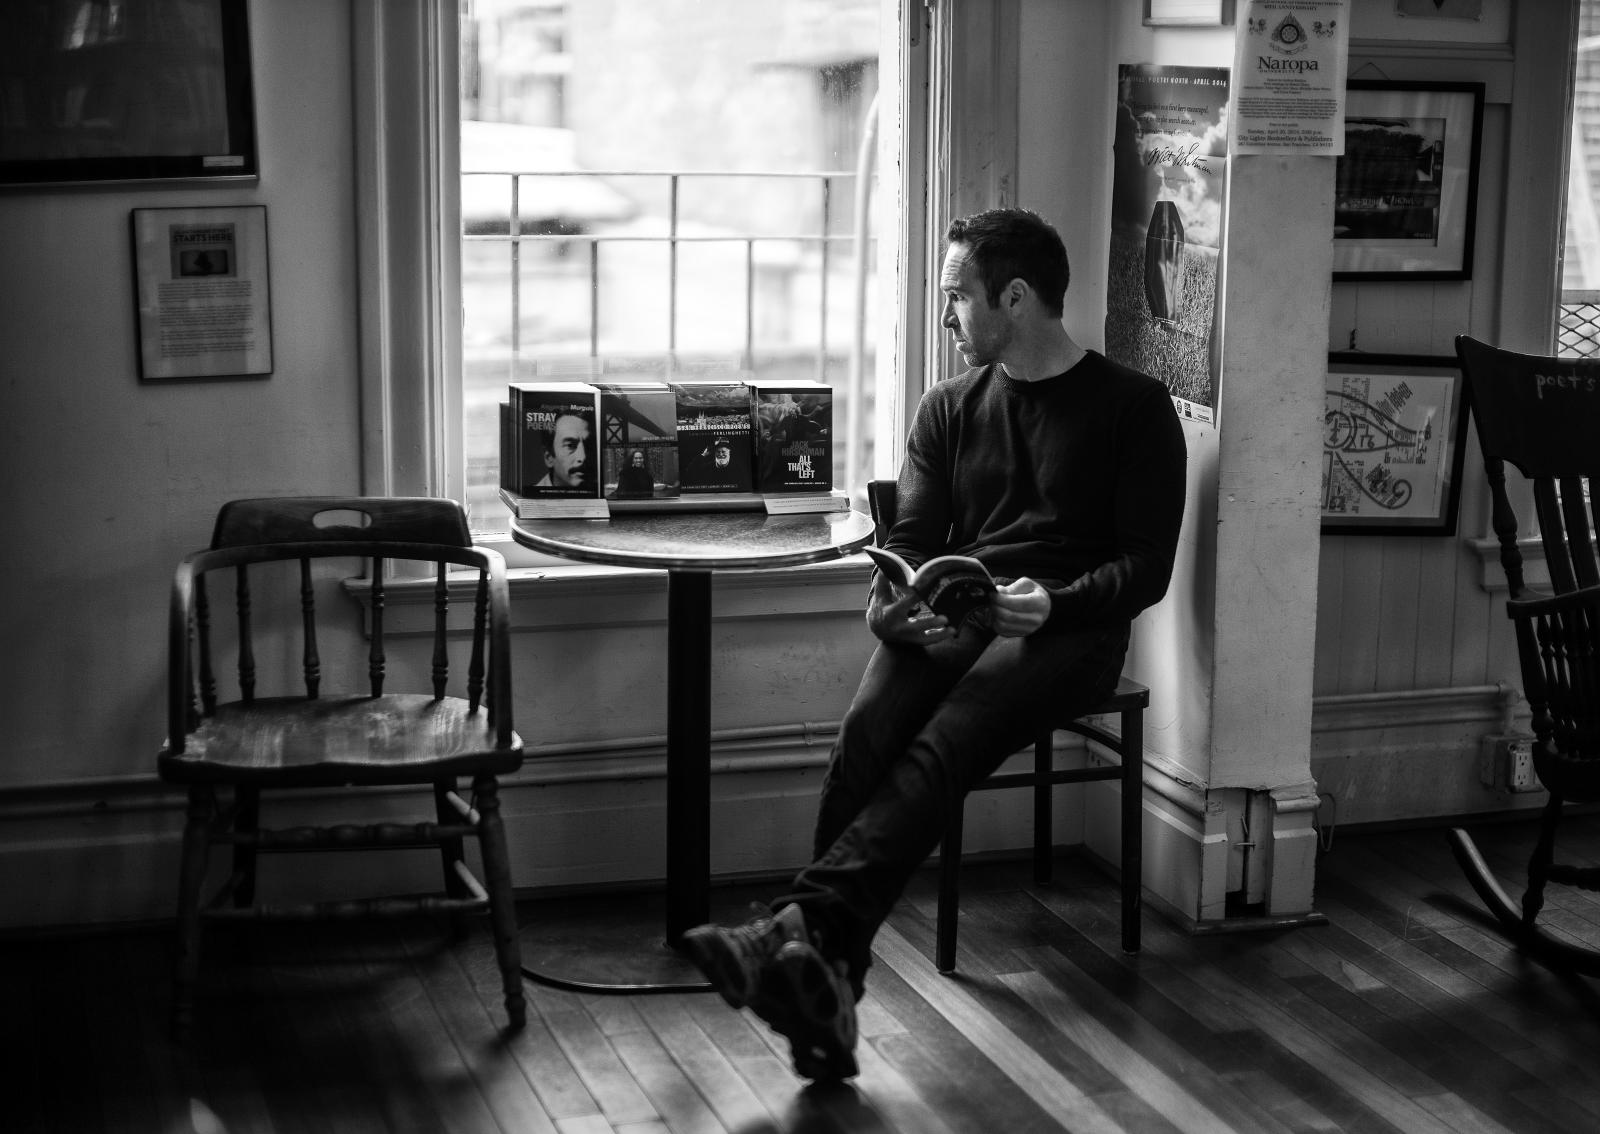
[{"xmin": 776, "ymin": 619, "xmax": 1129, "ymax": 994}]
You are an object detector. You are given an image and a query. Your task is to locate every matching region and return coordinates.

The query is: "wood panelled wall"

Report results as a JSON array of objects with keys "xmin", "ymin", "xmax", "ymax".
[
  {"xmin": 1310, "ymin": 60, "xmax": 1566, "ymax": 828},
  {"xmin": 1318, "ymin": 97, "xmax": 1513, "ymax": 700}
]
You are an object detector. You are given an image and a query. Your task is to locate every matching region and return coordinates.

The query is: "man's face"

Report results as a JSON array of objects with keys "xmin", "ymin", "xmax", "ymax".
[
  {"xmin": 713, "ymin": 444, "xmax": 730, "ymax": 468},
  {"xmin": 630, "ymin": 451, "xmax": 645, "ymax": 467},
  {"xmin": 546, "ymin": 413, "xmax": 592, "ymax": 487},
  {"xmin": 939, "ymin": 242, "xmax": 1011, "ymax": 367}
]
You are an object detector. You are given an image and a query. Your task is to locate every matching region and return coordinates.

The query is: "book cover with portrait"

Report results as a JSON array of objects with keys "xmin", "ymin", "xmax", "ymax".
[
  {"xmin": 671, "ymin": 380, "xmax": 755, "ymax": 494},
  {"xmin": 507, "ymin": 382, "xmax": 601, "ymax": 498},
  {"xmin": 593, "ymin": 381, "xmax": 680, "ymax": 500}
]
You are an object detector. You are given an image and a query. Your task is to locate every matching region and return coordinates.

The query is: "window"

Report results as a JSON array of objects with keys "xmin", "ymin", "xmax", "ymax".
[
  {"xmin": 1560, "ymin": 0, "xmax": 1600, "ymax": 357},
  {"xmin": 352, "ymin": 0, "xmax": 935, "ymax": 546},
  {"xmin": 458, "ymin": 0, "xmax": 894, "ymax": 539}
]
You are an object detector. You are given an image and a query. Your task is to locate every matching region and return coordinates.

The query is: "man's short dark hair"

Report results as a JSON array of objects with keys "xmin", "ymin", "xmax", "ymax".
[{"xmin": 945, "ymin": 208, "xmax": 1070, "ymax": 318}]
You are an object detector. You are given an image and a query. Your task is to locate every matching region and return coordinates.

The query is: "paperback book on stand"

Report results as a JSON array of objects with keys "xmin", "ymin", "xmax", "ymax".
[
  {"xmin": 863, "ymin": 545, "xmax": 997, "ymax": 632},
  {"xmin": 671, "ymin": 379, "xmax": 755, "ymax": 494},
  {"xmin": 498, "ymin": 400, "xmax": 516, "ymax": 495},
  {"xmin": 507, "ymin": 382, "xmax": 602, "ymax": 500},
  {"xmin": 593, "ymin": 381, "xmax": 680, "ymax": 501},
  {"xmin": 750, "ymin": 380, "xmax": 832, "ymax": 493}
]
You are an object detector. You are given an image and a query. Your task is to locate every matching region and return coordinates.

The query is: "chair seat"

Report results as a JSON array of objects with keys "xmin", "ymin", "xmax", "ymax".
[
  {"xmin": 159, "ymin": 695, "xmax": 523, "ymax": 787},
  {"xmin": 1061, "ymin": 675, "xmax": 1149, "ymax": 722},
  {"xmin": 1533, "ymin": 748, "xmax": 1600, "ymax": 802}
]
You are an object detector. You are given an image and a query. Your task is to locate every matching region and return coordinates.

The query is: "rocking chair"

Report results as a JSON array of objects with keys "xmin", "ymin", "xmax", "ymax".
[{"xmin": 1449, "ymin": 335, "xmax": 1600, "ymax": 972}]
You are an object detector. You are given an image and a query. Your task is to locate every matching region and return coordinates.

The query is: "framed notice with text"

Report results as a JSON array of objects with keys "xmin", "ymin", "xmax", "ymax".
[
  {"xmin": 131, "ymin": 205, "xmax": 273, "ymax": 382},
  {"xmin": 1334, "ymin": 81, "xmax": 1484, "ymax": 281},
  {"xmin": 1322, "ymin": 353, "xmax": 1469, "ymax": 536},
  {"xmin": 0, "ymin": 0, "xmax": 257, "ymax": 188}
]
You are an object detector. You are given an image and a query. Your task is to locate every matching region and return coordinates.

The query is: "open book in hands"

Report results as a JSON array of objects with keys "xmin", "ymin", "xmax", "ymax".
[{"xmin": 864, "ymin": 546, "xmax": 997, "ymax": 631}]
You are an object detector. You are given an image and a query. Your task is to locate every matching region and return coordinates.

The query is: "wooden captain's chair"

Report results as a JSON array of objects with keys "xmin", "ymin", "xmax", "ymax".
[
  {"xmin": 1449, "ymin": 336, "xmax": 1600, "ymax": 972},
  {"xmin": 157, "ymin": 497, "xmax": 526, "ymax": 1030},
  {"xmin": 866, "ymin": 480, "xmax": 1148, "ymax": 968}
]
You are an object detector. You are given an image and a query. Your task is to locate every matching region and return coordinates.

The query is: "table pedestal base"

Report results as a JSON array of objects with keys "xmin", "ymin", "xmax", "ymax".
[{"xmin": 518, "ymin": 890, "xmax": 760, "ymax": 994}]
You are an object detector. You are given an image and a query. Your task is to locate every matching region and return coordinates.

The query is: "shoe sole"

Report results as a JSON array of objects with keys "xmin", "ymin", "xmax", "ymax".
[
  {"xmin": 679, "ymin": 919, "xmax": 858, "ymax": 1081},
  {"xmin": 762, "ymin": 941, "xmax": 858, "ymax": 1081}
]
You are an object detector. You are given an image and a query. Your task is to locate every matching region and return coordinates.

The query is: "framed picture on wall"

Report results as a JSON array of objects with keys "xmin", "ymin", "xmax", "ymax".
[
  {"xmin": 0, "ymin": 0, "xmax": 257, "ymax": 188},
  {"xmin": 131, "ymin": 205, "xmax": 273, "ymax": 381},
  {"xmin": 1144, "ymin": 0, "xmax": 1235, "ymax": 25},
  {"xmin": 1334, "ymin": 81, "xmax": 1485, "ymax": 281},
  {"xmin": 1322, "ymin": 353, "xmax": 1470, "ymax": 536}
]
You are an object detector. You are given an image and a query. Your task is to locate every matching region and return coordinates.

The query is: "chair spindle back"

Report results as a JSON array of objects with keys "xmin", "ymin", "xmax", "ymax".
[
  {"xmin": 171, "ymin": 497, "xmax": 509, "ymax": 752},
  {"xmin": 1456, "ymin": 336, "xmax": 1600, "ymax": 773},
  {"xmin": 1455, "ymin": 335, "xmax": 1600, "ymax": 602}
]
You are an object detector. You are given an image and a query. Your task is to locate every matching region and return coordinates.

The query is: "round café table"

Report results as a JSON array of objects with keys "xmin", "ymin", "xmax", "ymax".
[{"xmin": 511, "ymin": 507, "xmax": 876, "ymax": 992}]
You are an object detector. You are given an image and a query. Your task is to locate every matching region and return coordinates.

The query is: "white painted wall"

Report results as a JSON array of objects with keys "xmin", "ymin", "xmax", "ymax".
[{"xmin": 0, "ymin": 0, "xmax": 362, "ymax": 793}]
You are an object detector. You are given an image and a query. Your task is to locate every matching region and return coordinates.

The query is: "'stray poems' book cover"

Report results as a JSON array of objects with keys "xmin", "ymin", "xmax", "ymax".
[{"xmin": 508, "ymin": 382, "xmax": 601, "ymax": 498}]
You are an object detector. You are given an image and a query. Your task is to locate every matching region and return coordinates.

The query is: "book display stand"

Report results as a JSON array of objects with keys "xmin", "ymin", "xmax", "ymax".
[
  {"xmin": 501, "ymin": 377, "xmax": 841, "ymax": 522},
  {"xmin": 498, "ymin": 486, "xmax": 849, "ymax": 520}
]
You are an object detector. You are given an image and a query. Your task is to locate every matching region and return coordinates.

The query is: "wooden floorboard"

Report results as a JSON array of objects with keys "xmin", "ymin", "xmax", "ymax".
[{"xmin": 12, "ymin": 812, "xmax": 1600, "ymax": 1133}]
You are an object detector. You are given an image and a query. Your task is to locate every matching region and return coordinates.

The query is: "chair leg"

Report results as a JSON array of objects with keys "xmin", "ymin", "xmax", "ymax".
[
  {"xmin": 1522, "ymin": 791, "xmax": 1563, "ymax": 930},
  {"xmin": 936, "ymin": 803, "xmax": 965, "ymax": 974},
  {"xmin": 173, "ymin": 786, "xmax": 216, "ymax": 1034},
  {"xmin": 435, "ymin": 779, "xmax": 468, "ymax": 897},
  {"xmin": 435, "ymin": 779, "xmax": 470, "ymax": 940},
  {"xmin": 473, "ymin": 775, "xmax": 526, "ymax": 1031},
  {"xmin": 1034, "ymin": 729, "xmax": 1054, "ymax": 886},
  {"xmin": 231, "ymin": 785, "xmax": 259, "ymax": 908},
  {"xmin": 1120, "ymin": 705, "xmax": 1144, "ymax": 955}
]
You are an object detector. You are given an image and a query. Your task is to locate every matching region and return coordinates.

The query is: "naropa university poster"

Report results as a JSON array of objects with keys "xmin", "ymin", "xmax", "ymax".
[{"xmin": 1105, "ymin": 64, "xmax": 1230, "ymax": 427}]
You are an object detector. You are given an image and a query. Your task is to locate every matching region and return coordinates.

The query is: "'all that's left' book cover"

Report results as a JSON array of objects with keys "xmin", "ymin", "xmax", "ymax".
[
  {"xmin": 750, "ymin": 380, "xmax": 832, "ymax": 493},
  {"xmin": 508, "ymin": 382, "xmax": 601, "ymax": 498}
]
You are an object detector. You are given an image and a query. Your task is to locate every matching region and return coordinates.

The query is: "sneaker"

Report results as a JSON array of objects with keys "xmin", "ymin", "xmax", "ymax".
[
  {"xmin": 681, "ymin": 904, "xmax": 859, "ymax": 1081},
  {"xmin": 762, "ymin": 939, "xmax": 859, "ymax": 1081},
  {"xmin": 680, "ymin": 903, "xmax": 803, "ymax": 1010}
]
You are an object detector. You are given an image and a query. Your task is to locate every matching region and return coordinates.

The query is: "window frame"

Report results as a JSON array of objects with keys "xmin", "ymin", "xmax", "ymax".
[{"xmin": 352, "ymin": 0, "xmax": 939, "ymax": 567}]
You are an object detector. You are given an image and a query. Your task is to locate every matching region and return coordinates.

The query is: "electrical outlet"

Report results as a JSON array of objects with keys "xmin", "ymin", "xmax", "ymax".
[
  {"xmin": 1506, "ymin": 738, "xmax": 1541, "ymax": 793},
  {"xmin": 1481, "ymin": 735, "xmax": 1542, "ymax": 793}
]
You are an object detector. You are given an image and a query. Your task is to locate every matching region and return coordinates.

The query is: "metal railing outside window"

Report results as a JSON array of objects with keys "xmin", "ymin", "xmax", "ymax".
[
  {"xmin": 1558, "ymin": 290, "xmax": 1600, "ymax": 357},
  {"xmin": 460, "ymin": 167, "xmax": 877, "ymax": 518}
]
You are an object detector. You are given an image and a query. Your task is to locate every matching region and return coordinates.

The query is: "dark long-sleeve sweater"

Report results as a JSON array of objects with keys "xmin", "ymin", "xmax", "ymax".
[{"xmin": 885, "ymin": 351, "xmax": 1188, "ymax": 631}]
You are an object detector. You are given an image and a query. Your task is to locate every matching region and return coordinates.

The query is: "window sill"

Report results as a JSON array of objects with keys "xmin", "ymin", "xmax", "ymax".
[{"xmin": 344, "ymin": 552, "xmax": 875, "ymax": 631}]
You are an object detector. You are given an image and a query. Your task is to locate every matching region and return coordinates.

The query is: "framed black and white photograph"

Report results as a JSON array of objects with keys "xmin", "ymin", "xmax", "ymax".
[
  {"xmin": 1144, "ymin": 0, "xmax": 1235, "ymax": 26},
  {"xmin": 1334, "ymin": 81, "xmax": 1484, "ymax": 281},
  {"xmin": 131, "ymin": 205, "xmax": 272, "ymax": 381},
  {"xmin": 0, "ymin": 0, "xmax": 257, "ymax": 188},
  {"xmin": 1322, "ymin": 353, "xmax": 1470, "ymax": 536}
]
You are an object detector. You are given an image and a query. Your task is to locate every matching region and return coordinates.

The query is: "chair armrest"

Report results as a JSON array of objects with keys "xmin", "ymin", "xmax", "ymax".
[{"xmin": 1506, "ymin": 583, "xmax": 1600, "ymax": 621}]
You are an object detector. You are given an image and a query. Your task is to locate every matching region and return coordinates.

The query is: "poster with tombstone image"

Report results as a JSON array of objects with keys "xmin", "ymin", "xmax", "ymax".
[{"xmin": 1106, "ymin": 64, "xmax": 1230, "ymax": 426}]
